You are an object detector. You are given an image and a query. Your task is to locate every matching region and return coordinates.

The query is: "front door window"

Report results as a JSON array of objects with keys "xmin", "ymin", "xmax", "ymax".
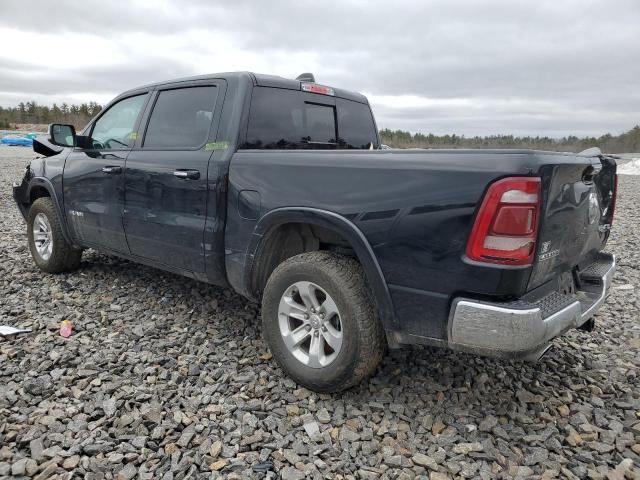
[{"xmin": 90, "ymin": 94, "xmax": 147, "ymax": 149}]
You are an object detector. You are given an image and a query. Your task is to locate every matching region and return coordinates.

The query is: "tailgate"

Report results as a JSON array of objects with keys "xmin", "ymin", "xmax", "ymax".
[{"xmin": 528, "ymin": 153, "xmax": 616, "ymax": 290}]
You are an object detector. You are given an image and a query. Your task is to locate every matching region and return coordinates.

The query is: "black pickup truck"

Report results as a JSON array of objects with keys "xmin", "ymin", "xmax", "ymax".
[{"xmin": 13, "ymin": 72, "xmax": 617, "ymax": 392}]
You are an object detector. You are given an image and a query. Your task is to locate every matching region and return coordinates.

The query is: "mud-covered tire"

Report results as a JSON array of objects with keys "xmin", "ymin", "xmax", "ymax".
[
  {"xmin": 261, "ymin": 251, "xmax": 385, "ymax": 392},
  {"xmin": 27, "ymin": 197, "xmax": 82, "ymax": 273}
]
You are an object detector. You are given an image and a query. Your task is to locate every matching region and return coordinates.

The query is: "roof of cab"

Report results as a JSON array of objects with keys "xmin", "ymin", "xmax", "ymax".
[{"xmin": 120, "ymin": 71, "xmax": 369, "ymax": 104}]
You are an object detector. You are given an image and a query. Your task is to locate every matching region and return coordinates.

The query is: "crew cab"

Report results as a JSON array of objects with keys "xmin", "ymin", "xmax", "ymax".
[{"xmin": 13, "ymin": 72, "xmax": 617, "ymax": 392}]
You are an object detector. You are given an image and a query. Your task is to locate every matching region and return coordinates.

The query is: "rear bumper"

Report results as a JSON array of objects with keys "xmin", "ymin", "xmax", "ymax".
[{"xmin": 448, "ymin": 252, "xmax": 615, "ymax": 360}]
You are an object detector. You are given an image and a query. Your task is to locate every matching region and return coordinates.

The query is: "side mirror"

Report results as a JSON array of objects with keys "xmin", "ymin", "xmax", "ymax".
[{"xmin": 48, "ymin": 124, "xmax": 76, "ymax": 147}]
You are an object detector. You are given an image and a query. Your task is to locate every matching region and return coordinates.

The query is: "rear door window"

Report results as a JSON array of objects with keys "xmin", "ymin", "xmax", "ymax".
[
  {"xmin": 243, "ymin": 88, "xmax": 337, "ymax": 149},
  {"xmin": 143, "ymin": 86, "xmax": 218, "ymax": 149}
]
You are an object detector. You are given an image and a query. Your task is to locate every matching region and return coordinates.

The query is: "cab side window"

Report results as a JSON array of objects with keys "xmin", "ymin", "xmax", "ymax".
[
  {"xmin": 143, "ymin": 86, "xmax": 218, "ymax": 149},
  {"xmin": 91, "ymin": 94, "xmax": 148, "ymax": 149}
]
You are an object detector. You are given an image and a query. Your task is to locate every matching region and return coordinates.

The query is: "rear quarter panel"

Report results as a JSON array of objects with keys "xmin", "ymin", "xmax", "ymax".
[{"xmin": 227, "ymin": 149, "xmax": 543, "ymax": 339}]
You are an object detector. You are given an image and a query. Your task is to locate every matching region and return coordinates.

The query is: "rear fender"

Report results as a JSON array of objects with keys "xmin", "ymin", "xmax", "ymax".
[{"xmin": 245, "ymin": 207, "xmax": 396, "ymax": 330}]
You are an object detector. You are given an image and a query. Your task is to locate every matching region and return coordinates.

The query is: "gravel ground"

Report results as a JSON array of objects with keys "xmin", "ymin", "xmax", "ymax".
[{"xmin": 0, "ymin": 146, "xmax": 638, "ymax": 480}]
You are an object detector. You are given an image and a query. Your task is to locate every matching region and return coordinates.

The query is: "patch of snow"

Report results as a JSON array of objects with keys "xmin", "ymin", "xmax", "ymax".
[{"xmin": 618, "ymin": 158, "xmax": 640, "ymax": 175}]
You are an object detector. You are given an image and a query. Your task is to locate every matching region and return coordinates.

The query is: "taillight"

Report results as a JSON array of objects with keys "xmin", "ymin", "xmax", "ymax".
[{"xmin": 466, "ymin": 177, "xmax": 541, "ymax": 266}]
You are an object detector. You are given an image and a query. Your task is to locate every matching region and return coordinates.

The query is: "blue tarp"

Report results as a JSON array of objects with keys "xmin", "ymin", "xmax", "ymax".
[{"xmin": 0, "ymin": 136, "xmax": 34, "ymax": 146}]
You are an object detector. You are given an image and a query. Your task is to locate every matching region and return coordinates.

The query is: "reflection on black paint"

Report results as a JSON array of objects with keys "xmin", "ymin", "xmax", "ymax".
[{"xmin": 361, "ymin": 209, "xmax": 399, "ymax": 221}]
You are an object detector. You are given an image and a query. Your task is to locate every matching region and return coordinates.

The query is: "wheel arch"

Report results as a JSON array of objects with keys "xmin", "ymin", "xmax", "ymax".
[
  {"xmin": 26, "ymin": 177, "xmax": 75, "ymax": 247},
  {"xmin": 244, "ymin": 207, "xmax": 396, "ymax": 330}
]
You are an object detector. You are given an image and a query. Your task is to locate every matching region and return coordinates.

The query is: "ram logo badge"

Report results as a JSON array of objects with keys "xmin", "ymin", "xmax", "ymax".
[{"xmin": 539, "ymin": 241, "xmax": 560, "ymax": 261}]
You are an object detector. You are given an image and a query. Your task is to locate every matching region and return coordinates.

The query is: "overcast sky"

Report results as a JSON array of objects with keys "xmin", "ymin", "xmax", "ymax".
[{"xmin": 1, "ymin": 0, "xmax": 638, "ymax": 137}]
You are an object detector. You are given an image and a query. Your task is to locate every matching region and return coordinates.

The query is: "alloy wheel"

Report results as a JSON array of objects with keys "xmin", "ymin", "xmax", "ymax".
[{"xmin": 277, "ymin": 281, "xmax": 343, "ymax": 368}]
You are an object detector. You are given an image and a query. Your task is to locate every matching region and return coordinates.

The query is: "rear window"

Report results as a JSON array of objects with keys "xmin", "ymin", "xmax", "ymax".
[
  {"xmin": 242, "ymin": 87, "xmax": 378, "ymax": 150},
  {"xmin": 143, "ymin": 86, "xmax": 217, "ymax": 149},
  {"xmin": 337, "ymin": 98, "xmax": 378, "ymax": 149}
]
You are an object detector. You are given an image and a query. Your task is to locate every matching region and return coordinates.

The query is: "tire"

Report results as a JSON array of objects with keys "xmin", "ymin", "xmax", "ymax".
[
  {"xmin": 261, "ymin": 251, "xmax": 385, "ymax": 392},
  {"xmin": 27, "ymin": 197, "xmax": 83, "ymax": 273}
]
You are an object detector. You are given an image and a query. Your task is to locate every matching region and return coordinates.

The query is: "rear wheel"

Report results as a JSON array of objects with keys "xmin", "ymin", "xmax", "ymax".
[
  {"xmin": 261, "ymin": 251, "xmax": 385, "ymax": 392},
  {"xmin": 27, "ymin": 197, "xmax": 82, "ymax": 273}
]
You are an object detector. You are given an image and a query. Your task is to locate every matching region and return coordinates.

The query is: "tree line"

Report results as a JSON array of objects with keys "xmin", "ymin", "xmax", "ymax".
[
  {"xmin": 0, "ymin": 101, "xmax": 102, "ymax": 130},
  {"xmin": 379, "ymin": 126, "xmax": 640, "ymax": 153},
  {"xmin": 1, "ymin": 101, "xmax": 638, "ymax": 153}
]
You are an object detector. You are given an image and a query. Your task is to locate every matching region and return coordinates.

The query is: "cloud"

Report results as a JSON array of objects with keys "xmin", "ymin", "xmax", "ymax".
[{"xmin": 0, "ymin": 0, "xmax": 638, "ymax": 136}]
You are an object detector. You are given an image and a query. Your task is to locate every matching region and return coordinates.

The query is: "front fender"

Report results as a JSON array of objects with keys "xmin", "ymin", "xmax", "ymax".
[
  {"xmin": 12, "ymin": 173, "xmax": 30, "ymax": 221},
  {"xmin": 15, "ymin": 176, "xmax": 76, "ymax": 247},
  {"xmin": 242, "ymin": 207, "xmax": 396, "ymax": 330}
]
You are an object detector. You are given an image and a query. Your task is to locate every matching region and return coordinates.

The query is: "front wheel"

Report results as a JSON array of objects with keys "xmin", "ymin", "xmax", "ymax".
[
  {"xmin": 261, "ymin": 251, "xmax": 385, "ymax": 392},
  {"xmin": 27, "ymin": 197, "xmax": 83, "ymax": 273}
]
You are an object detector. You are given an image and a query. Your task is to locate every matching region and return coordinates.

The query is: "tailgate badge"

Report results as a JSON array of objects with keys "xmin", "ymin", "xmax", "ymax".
[
  {"xmin": 539, "ymin": 241, "xmax": 559, "ymax": 261},
  {"xmin": 588, "ymin": 192, "xmax": 600, "ymax": 225}
]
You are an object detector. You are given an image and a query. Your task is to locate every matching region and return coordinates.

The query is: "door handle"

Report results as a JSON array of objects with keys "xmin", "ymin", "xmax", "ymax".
[
  {"xmin": 102, "ymin": 166, "xmax": 122, "ymax": 174},
  {"xmin": 173, "ymin": 169, "xmax": 200, "ymax": 180}
]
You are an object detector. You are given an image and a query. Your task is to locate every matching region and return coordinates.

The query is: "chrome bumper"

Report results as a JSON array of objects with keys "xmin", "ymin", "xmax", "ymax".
[{"xmin": 448, "ymin": 253, "xmax": 616, "ymax": 360}]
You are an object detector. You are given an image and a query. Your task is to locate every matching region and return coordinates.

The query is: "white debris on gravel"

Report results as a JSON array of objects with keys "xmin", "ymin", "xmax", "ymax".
[
  {"xmin": 617, "ymin": 157, "xmax": 640, "ymax": 175},
  {"xmin": 1, "ymin": 146, "xmax": 639, "ymax": 479},
  {"xmin": 0, "ymin": 325, "xmax": 32, "ymax": 336}
]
